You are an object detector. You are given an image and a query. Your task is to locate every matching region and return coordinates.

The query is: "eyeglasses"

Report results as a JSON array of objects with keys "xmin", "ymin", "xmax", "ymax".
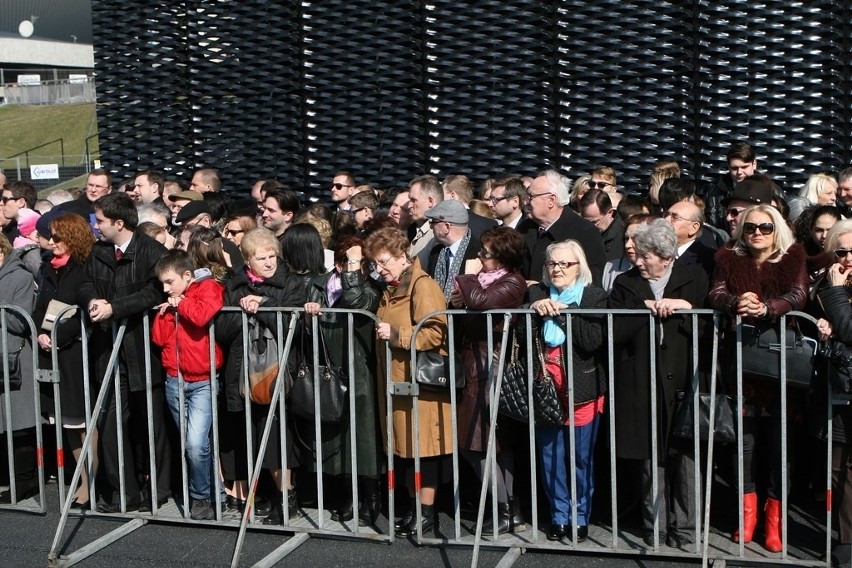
[
  {"xmin": 86, "ymin": 183, "xmax": 109, "ymax": 190},
  {"xmin": 331, "ymin": 183, "xmax": 354, "ymax": 190},
  {"xmin": 478, "ymin": 249, "xmax": 494, "ymax": 259},
  {"xmin": 0, "ymin": 195, "xmax": 16, "ymax": 204},
  {"xmin": 525, "ymin": 192, "xmax": 553, "ymax": 202},
  {"xmin": 834, "ymin": 249, "xmax": 852, "ymax": 259},
  {"xmin": 664, "ymin": 211, "xmax": 695, "ymax": 223},
  {"xmin": 742, "ymin": 222, "xmax": 774, "ymax": 235},
  {"xmin": 488, "ymin": 195, "xmax": 510, "ymax": 204},
  {"xmin": 224, "ymin": 228, "xmax": 245, "ymax": 237},
  {"xmin": 726, "ymin": 207, "xmax": 746, "ymax": 218},
  {"xmin": 544, "ymin": 260, "xmax": 580, "ymax": 270},
  {"xmin": 373, "ymin": 256, "xmax": 395, "ymax": 268},
  {"xmin": 586, "ymin": 180, "xmax": 615, "ymax": 190},
  {"xmin": 351, "ymin": 207, "xmax": 372, "ymax": 215}
]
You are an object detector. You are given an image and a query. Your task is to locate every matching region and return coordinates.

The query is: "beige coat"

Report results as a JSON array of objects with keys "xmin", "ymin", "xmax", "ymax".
[{"xmin": 376, "ymin": 259, "xmax": 452, "ymax": 458}]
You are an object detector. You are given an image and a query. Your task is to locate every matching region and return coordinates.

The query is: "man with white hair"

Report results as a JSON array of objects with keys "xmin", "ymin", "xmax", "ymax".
[{"xmin": 519, "ymin": 170, "xmax": 606, "ymax": 285}]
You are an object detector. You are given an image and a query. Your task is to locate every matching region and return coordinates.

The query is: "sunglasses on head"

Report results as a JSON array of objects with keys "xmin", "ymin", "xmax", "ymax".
[{"xmin": 742, "ymin": 222, "xmax": 774, "ymax": 235}]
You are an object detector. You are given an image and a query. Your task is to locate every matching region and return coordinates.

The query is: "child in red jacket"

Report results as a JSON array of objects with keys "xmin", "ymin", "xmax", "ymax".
[{"xmin": 152, "ymin": 249, "xmax": 224, "ymax": 520}]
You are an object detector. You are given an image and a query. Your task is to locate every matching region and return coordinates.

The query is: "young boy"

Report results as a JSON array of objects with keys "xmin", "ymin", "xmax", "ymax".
[{"xmin": 152, "ymin": 249, "xmax": 224, "ymax": 520}]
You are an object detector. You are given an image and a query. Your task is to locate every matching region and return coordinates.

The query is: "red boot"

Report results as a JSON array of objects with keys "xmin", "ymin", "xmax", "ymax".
[
  {"xmin": 764, "ymin": 497, "xmax": 783, "ymax": 553},
  {"xmin": 732, "ymin": 492, "xmax": 758, "ymax": 543}
]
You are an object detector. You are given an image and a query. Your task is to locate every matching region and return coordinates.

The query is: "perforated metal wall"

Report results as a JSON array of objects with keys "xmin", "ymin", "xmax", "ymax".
[{"xmin": 92, "ymin": 0, "xmax": 852, "ymax": 194}]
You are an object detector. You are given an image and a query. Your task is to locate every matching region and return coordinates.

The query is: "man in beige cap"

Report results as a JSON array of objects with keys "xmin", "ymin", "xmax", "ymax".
[{"xmin": 167, "ymin": 190, "xmax": 203, "ymax": 225}]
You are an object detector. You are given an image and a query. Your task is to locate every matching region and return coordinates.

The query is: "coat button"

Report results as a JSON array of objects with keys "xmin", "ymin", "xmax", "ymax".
[
  {"xmin": 660, "ymin": 343, "xmax": 667, "ymax": 350},
  {"xmin": 666, "ymin": 374, "xmax": 673, "ymax": 381}
]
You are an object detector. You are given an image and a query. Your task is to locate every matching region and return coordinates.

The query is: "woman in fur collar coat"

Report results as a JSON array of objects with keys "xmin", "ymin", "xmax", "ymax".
[{"xmin": 709, "ymin": 204, "xmax": 808, "ymax": 553}]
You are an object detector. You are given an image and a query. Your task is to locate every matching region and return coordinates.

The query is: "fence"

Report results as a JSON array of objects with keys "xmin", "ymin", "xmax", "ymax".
[
  {"xmin": 1, "ymin": 78, "xmax": 96, "ymax": 106},
  {"xmin": 0, "ymin": 304, "xmax": 832, "ymax": 567}
]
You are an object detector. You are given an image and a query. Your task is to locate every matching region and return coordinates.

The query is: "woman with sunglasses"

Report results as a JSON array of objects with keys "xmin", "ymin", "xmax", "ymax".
[
  {"xmin": 709, "ymin": 203, "xmax": 807, "ymax": 552},
  {"xmin": 810, "ymin": 219, "xmax": 852, "ymax": 566}
]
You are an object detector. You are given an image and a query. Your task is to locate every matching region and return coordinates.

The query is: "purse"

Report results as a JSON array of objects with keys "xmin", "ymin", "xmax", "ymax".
[
  {"xmin": 415, "ymin": 349, "xmax": 465, "ymax": 391},
  {"xmin": 672, "ymin": 390, "xmax": 736, "ymax": 444},
  {"xmin": 41, "ymin": 299, "xmax": 74, "ymax": 332},
  {"xmin": 740, "ymin": 323, "xmax": 816, "ymax": 388},
  {"xmin": 243, "ymin": 317, "xmax": 280, "ymax": 405},
  {"xmin": 817, "ymin": 339, "xmax": 852, "ymax": 394},
  {"xmin": 289, "ymin": 324, "xmax": 348, "ymax": 422},
  {"xmin": 531, "ymin": 333, "xmax": 567, "ymax": 427},
  {"xmin": 0, "ymin": 345, "xmax": 23, "ymax": 394},
  {"xmin": 497, "ymin": 326, "xmax": 532, "ymax": 422}
]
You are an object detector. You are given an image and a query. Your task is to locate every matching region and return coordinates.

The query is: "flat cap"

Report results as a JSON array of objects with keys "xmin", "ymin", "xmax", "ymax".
[
  {"xmin": 175, "ymin": 200, "xmax": 211, "ymax": 224},
  {"xmin": 168, "ymin": 190, "xmax": 203, "ymax": 203},
  {"xmin": 425, "ymin": 199, "xmax": 469, "ymax": 225}
]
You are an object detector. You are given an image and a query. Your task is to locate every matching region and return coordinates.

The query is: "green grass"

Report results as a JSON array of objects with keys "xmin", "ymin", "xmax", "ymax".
[{"xmin": 0, "ymin": 103, "xmax": 98, "ymax": 164}]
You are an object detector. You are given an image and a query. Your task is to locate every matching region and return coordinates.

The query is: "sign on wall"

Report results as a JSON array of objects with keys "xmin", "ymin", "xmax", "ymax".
[{"xmin": 31, "ymin": 164, "xmax": 59, "ymax": 180}]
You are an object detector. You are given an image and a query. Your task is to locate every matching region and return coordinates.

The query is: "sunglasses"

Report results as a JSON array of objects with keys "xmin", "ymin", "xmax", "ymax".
[
  {"xmin": 50, "ymin": 234, "xmax": 63, "ymax": 243},
  {"xmin": 742, "ymin": 222, "xmax": 774, "ymax": 235},
  {"xmin": 0, "ymin": 195, "xmax": 17, "ymax": 204},
  {"xmin": 834, "ymin": 249, "xmax": 852, "ymax": 259},
  {"xmin": 477, "ymin": 249, "xmax": 494, "ymax": 259},
  {"xmin": 331, "ymin": 183, "xmax": 353, "ymax": 190},
  {"xmin": 224, "ymin": 228, "xmax": 245, "ymax": 237},
  {"xmin": 726, "ymin": 207, "xmax": 746, "ymax": 218},
  {"xmin": 586, "ymin": 181, "xmax": 614, "ymax": 190}
]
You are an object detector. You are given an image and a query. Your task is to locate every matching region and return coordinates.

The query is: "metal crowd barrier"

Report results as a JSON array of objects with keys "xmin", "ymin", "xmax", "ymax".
[
  {"xmin": 407, "ymin": 308, "xmax": 831, "ymax": 568},
  {"xmin": 29, "ymin": 303, "xmax": 837, "ymax": 568},
  {"xmin": 0, "ymin": 304, "xmax": 45, "ymax": 514}
]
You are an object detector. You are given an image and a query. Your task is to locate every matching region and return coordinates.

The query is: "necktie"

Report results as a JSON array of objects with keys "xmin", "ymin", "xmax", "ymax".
[
  {"xmin": 115, "ymin": 248, "xmax": 124, "ymax": 261},
  {"xmin": 444, "ymin": 248, "xmax": 453, "ymax": 277}
]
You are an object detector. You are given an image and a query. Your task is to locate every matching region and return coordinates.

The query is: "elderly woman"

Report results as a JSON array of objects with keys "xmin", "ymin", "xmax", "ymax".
[
  {"xmin": 709, "ymin": 204, "xmax": 807, "ymax": 552},
  {"xmin": 528, "ymin": 240, "xmax": 608, "ymax": 542},
  {"xmin": 609, "ymin": 219, "xmax": 709, "ymax": 548},
  {"xmin": 601, "ymin": 213, "xmax": 656, "ymax": 292},
  {"xmin": 365, "ymin": 227, "xmax": 451, "ymax": 537},
  {"xmin": 813, "ymin": 219, "xmax": 852, "ymax": 566},
  {"xmin": 33, "ymin": 214, "xmax": 97, "ymax": 508},
  {"xmin": 449, "ymin": 227, "xmax": 527, "ymax": 535},
  {"xmin": 216, "ymin": 228, "xmax": 305, "ymax": 523},
  {"xmin": 303, "ymin": 235, "xmax": 382, "ymax": 524},
  {"xmin": 0, "ymin": 234, "xmax": 37, "ymax": 503}
]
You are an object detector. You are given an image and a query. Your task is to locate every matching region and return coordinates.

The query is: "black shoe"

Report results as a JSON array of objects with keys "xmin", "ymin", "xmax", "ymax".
[
  {"xmin": 574, "ymin": 525, "xmax": 588, "ymax": 543},
  {"xmin": 97, "ymin": 500, "xmax": 140, "ymax": 513},
  {"xmin": 261, "ymin": 505, "xmax": 283, "ymax": 525},
  {"xmin": 643, "ymin": 531, "xmax": 664, "ymax": 547},
  {"xmin": 547, "ymin": 523, "xmax": 568, "ymax": 541},
  {"xmin": 253, "ymin": 497, "xmax": 271, "ymax": 517},
  {"xmin": 396, "ymin": 504, "xmax": 436, "ymax": 537},
  {"xmin": 481, "ymin": 502, "xmax": 512, "ymax": 536},
  {"xmin": 508, "ymin": 497, "xmax": 527, "ymax": 532},
  {"xmin": 0, "ymin": 485, "xmax": 38, "ymax": 504},
  {"xmin": 394, "ymin": 509, "xmax": 414, "ymax": 532},
  {"xmin": 225, "ymin": 495, "xmax": 247, "ymax": 513},
  {"xmin": 666, "ymin": 533, "xmax": 690, "ymax": 550},
  {"xmin": 69, "ymin": 497, "xmax": 90, "ymax": 510},
  {"xmin": 358, "ymin": 479, "xmax": 381, "ymax": 526},
  {"xmin": 190, "ymin": 499, "xmax": 214, "ymax": 520},
  {"xmin": 832, "ymin": 543, "xmax": 852, "ymax": 568},
  {"xmin": 331, "ymin": 501, "xmax": 353, "ymax": 522},
  {"xmin": 287, "ymin": 489, "xmax": 298, "ymax": 517},
  {"xmin": 139, "ymin": 496, "xmax": 168, "ymax": 513}
]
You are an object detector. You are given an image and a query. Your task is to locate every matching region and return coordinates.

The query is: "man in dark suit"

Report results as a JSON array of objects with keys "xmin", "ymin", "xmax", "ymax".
[
  {"xmin": 79, "ymin": 192, "xmax": 170, "ymax": 513},
  {"xmin": 665, "ymin": 199, "xmax": 717, "ymax": 279},
  {"xmin": 518, "ymin": 170, "xmax": 606, "ymax": 286},
  {"xmin": 424, "ymin": 200, "xmax": 481, "ymax": 302}
]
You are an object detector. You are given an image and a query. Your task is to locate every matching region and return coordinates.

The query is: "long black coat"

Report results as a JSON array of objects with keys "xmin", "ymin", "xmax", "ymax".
[
  {"xmin": 78, "ymin": 233, "xmax": 166, "ymax": 391},
  {"xmin": 812, "ymin": 283, "xmax": 852, "ymax": 445},
  {"xmin": 34, "ymin": 257, "xmax": 90, "ymax": 419},
  {"xmin": 608, "ymin": 263, "xmax": 709, "ymax": 461}
]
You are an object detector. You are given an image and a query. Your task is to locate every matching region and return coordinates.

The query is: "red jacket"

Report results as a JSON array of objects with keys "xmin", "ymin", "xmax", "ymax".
[{"xmin": 152, "ymin": 276, "xmax": 224, "ymax": 381}]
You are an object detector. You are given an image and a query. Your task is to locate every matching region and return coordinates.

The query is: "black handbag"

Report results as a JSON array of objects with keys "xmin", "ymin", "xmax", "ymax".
[
  {"xmin": 290, "ymin": 325, "xmax": 348, "ymax": 423},
  {"xmin": 0, "ymin": 345, "xmax": 23, "ymax": 394},
  {"xmin": 818, "ymin": 339, "xmax": 852, "ymax": 394},
  {"xmin": 531, "ymin": 334, "xmax": 567, "ymax": 427},
  {"xmin": 415, "ymin": 349, "xmax": 465, "ymax": 390},
  {"xmin": 497, "ymin": 327, "xmax": 532, "ymax": 422},
  {"xmin": 672, "ymin": 390, "xmax": 736, "ymax": 444},
  {"xmin": 740, "ymin": 323, "xmax": 816, "ymax": 388}
]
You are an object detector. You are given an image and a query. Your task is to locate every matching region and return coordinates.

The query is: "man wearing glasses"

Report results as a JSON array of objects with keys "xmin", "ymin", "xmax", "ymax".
[
  {"xmin": 1, "ymin": 181, "xmax": 38, "ymax": 242},
  {"xmin": 488, "ymin": 177, "xmax": 525, "ymax": 229},
  {"xmin": 56, "ymin": 169, "xmax": 113, "ymax": 225},
  {"xmin": 330, "ymin": 171, "xmax": 357, "ymax": 212},
  {"xmin": 518, "ymin": 170, "xmax": 606, "ymax": 286},
  {"xmin": 579, "ymin": 189, "xmax": 624, "ymax": 261},
  {"xmin": 665, "ymin": 200, "xmax": 716, "ymax": 278}
]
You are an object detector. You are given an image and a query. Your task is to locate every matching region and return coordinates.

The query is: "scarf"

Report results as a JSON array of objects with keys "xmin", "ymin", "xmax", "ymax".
[
  {"xmin": 648, "ymin": 263, "xmax": 673, "ymax": 343},
  {"xmin": 543, "ymin": 279, "xmax": 586, "ymax": 347},
  {"xmin": 245, "ymin": 267, "xmax": 265, "ymax": 285},
  {"xmin": 477, "ymin": 267, "xmax": 508, "ymax": 289},
  {"xmin": 326, "ymin": 271, "xmax": 343, "ymax": 306},
  {"xmin": 50, "ymin": 253, "xmax": 71, "ymax": 270},
  {"xmin": 434, "ymin": 230, "xmax": 472, "ymax": 302}
]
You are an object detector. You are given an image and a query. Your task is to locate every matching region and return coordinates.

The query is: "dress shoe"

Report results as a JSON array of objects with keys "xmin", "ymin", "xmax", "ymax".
[
  {"xmin": 481, "ymin": 502, "xmax": 512, "ymax": 536},
  {"xmin": 253, "ymin": 497, "xmax": 272, "ymax": 517},
  {"xmin": 139, "ymin": 496, "xmax": 168, "ymax": 513},
  {"xmin": 97, "ymin": 500, "xmax": 140, "ymax": 513},
  {"xmin": 642, "ymin": 531, "xmax": 664, "ymax": 547},
  {"xmin": 396, "ymin": 504, "xmax": 436, "ymax": 537},
  {"xmin": 331, "ymin": 501, "xmax": 353, "ymax": 522},
  {"xmin": 358, "ymin": 479, "xmax": 381, "ymax": 526},
  {"xmin": 0, "ymin": 485, "xmax": 38, "ymax": 504},
  {"xmin": 69, "ymin": 497, "xmax": 90, "ymax": 510},
  {"xmin": 573, "ymin": 525, "xmax": 588, "ymax": 543},
  {"xmin": 394, "ymin": 509, "xmax": 414, "ymax": 532},
  {"xmin": 666, "ymin": 533, "xmax": 689, "ymax": 549},
  {"xmin": 547, "ymin": 523, "xmax": 568, "ymax": 541}
]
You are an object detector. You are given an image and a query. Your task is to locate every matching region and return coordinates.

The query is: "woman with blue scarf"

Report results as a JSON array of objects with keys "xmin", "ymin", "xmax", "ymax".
[{"xmin": 529, "ymin": 240, "xmax": 608, "ymax": 543}]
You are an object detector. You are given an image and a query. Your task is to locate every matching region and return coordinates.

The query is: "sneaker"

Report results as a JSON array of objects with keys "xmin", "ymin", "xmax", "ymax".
[{"xmin": 190, "ymin": 499, "xmax": 214, "ymax": 520}]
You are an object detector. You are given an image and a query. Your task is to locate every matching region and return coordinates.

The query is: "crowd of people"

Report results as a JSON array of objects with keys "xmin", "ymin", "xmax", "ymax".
[{"xmin": 0, "ymin": 141, "xmax": 851, "ymax": 564}]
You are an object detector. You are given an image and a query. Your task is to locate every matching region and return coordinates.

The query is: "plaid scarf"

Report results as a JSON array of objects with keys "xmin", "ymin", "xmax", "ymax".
[{"xmin": 434, "ymin": 229, "xmax": 471, "ymax": 302}]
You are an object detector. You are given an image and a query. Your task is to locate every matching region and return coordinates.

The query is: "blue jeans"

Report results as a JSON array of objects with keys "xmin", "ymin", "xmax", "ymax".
[
  {"xmin": 165, "ymin": 376, "xmax": 214, "ymax": 501},
  {"xmin": 536, "ymin": 413, "xmax": 601, "ymax": 526}
]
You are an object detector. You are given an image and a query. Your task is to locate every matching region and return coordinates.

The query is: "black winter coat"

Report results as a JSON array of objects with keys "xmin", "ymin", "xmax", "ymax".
[
  {"xmin": 78, "ymin": 233, "xmax": 166, "ymax": 391},
  {"xmin": 609, "ymin": 263, "xmax": 709, "ymax": 462},
  {"xmin": 813, "ymin": 283, "xmax": 852, "ymax": 445}
]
